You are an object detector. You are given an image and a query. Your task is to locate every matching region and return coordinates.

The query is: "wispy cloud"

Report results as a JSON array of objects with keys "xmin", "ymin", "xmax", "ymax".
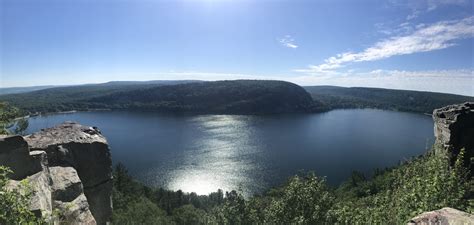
[
  {"xmin": 297, "ymin": 16, "xmax": 474, "ymax": 74},
  {"xmin": 426, "ymin": 0, "xmax": 468, "ymax": 11},
  {"xmin": 278, "ymin": 35, "xmax": 298, "ymax": 49},
  {"xmin": 391, "ymin": 0, "xmax": 469, "ymax": 20}
]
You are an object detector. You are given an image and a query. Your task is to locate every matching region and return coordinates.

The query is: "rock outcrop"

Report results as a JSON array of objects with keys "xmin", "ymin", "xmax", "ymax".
[
  {"xmin": 0, "ymin": 136, "xmax": 46, "ymax": 180},
  {"xmin": 408, "ymin": 207, "xmax": 474, "ymax": 225},
  {"xmin": 408, "ymin": 103, "xmax": 474, "ymax": 224},
  {"xmin": 432, "ymin": 102, "xmax": 474, "ymax": 173},
  {"xmin": 0, "ymin": 136, "xmax": 53, "ymax": 218},
  {"xmin": 0, "ymin": 122, "xmax": 112, "ymax": 224},
  {"xmin": 25, "ymin": 122, "xmax": 113, "ymax": 224}
]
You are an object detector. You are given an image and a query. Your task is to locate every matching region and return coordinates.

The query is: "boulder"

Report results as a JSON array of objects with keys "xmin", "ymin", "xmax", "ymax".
[
  {"xmin": 25, "ymin": 122, "xmax": 112, "ymax": 225},
  {"xmin": 50, "ymin": 166, "xmax": 96, "ymax": 224},
  {"xmin": 408, "ymin": 207, "xmax": 474, "ymax": 225},
  {"xmin": 50, "ymin": 166, "xmax": 85, "ymax": 203},
  {"xmin": 0, "ymin": 136, "xmax": 44, "ymax": 180},
  {"xmin": 1, "ymin": 137, "xmax": 53, "ymax": 218},
  {"xmin": 53, "ymin": 194, "xmax": 96, "ymax": 225}
]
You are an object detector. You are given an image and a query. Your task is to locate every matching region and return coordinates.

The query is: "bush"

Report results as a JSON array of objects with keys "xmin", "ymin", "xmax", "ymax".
[
  {"xmin": 330, "ymin": 146, "xmax": 471, "ymax": 224},
  {"xmin": 265, "ymin": 174, "xmax": 334, "ymax": 224},
  {"xmin": 0, "ymin": 166, "xmax": 41, "ymax": 224}
]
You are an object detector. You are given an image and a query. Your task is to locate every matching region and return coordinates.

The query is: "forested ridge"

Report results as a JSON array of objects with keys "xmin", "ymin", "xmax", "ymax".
[
  {"xmin": 304, "ymin": 86, "xmax": 474, "ymax": 114},
  {"xmin": 0, "ymin": 80, "xmax": 317, "ymax": 114},
  {"xmin": 1, "ymin": 81, "xmax": 472, "ymax": 115}
]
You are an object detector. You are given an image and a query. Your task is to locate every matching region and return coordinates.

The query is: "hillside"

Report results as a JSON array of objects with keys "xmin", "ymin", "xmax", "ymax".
[
  {"xmin": 304, "ymin": 86, "xmax": 474, "ymax": 114},
  {"xmin": 0, "ymin": 85, "xmax": 58, "ymax": 95},
  {"xmin": 2, "ymin": 81, "xmax": 472, "ymax": 115},
  {"xmin": 0, "ymin": 80, "xmax": 316, "ymax": 114},
  {"xmin": 0, "ymin": 80, "xmax": 202, "ymax": 113},
  {"xmin": 89, "ymin": 80, "xmax": 315, "ymax": 114}
]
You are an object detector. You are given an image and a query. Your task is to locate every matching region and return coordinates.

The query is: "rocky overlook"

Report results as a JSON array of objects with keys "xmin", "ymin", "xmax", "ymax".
[
  {"xmin": 0, "ymin": 122, "xmax": 112, "ymax": 224},
  {"xmin": 408, "ymin": 102, "xmax": 474, "ymax": 225},
  {"xmin": 433, "ymin": 102, "xmax": 474, "ymax": 173}
]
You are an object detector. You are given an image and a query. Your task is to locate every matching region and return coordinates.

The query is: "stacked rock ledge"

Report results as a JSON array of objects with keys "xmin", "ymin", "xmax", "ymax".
[
  {"xmin": 432, "ymin": 102, "xmax": 474, "ymax": 173},
  {"xmin": 0, "ymin": 122, "xmax": 112, "ymax": 225}
]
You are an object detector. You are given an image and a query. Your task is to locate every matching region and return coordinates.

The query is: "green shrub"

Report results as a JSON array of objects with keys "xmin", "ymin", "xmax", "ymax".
[
  {"xmin": 330, "ymin": 146, "xmax": 471, "ymax": 224},
  {"xmin": 112, "ymin": 145, "xmax": 472, "ymax": 225},
  {"xmin": 0, "ymin": 166, "xmax": 41, "ymax": 225}
]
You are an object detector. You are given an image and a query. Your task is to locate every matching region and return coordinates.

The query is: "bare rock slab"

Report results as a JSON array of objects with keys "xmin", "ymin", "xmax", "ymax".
[{"xmin": 408, "ymin": 207, "xmax": 474, "ymax": 225}]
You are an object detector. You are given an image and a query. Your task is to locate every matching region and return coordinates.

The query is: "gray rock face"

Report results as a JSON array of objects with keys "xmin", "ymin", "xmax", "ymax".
[
  {"xmin": 0, "ymin": 136, "xmax": 45, "ymax": 180},
  {"xmin": 6, "ymin": 158, "xmax": 53, "ymax": 218},
  {"xmin": 1, "ymin": 137, "xmax": 53, "ymax": 218},
  {"xmin": 408, "ymin": 207, "xmax": 474, "ymax": 225},
  {"xmin": 1, "ymin": 122, "xmax": 112, "ymax": 224},
  {"xmin": 50, "ymin": 166, "xmax": 84, "ymax": 202},
  {"xmin": 25, "ymin": 122, "xmax": 112, "ymax": 225},
  {"xmin": 54, "ymin": 194, "xmax": 96, "ymax": 225},
  {"xmin": 50, "ymin": 166, "xmax": 96, "ymax": 224},
  {"xmin": 433, "ymin": 102, "xmax": 474, "ymax": 172}
]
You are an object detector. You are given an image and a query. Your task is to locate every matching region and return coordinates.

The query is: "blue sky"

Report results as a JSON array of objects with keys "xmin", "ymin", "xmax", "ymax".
[{"xmin": 1, "ymin": 0, "xmax": 473, "ymax": 95}]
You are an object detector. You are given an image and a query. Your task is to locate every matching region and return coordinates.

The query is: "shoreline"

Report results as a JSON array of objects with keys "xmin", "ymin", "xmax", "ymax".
[
  {"xmin": 21, "ymin": 106, "xmax": 434, "ymax": 118},
  {"xmin": 27, "ymin": 108, "xmax": 111, "ymax": 118}
]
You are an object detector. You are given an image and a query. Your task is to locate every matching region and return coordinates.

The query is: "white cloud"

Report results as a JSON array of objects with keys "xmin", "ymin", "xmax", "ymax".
[
  {"xmin": 298, "ymin": 16, "xmax": 474, "ymax": 74},
  {"xmin": 406, "ymin": 10, "xmax": 421, "ymax": 20},
  {"xmin": 278, "ymin": 35, "xmax": 298, "ymax": 49}
]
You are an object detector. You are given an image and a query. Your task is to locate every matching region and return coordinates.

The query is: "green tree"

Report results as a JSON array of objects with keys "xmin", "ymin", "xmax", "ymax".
[
  {"xmin": 112, "ymin": 197, "xmax": 173, "ymax": 225},
  {"xmin": 0, "ymin": 102, "xmax": 28, "ymax": 135},
  {"xmin": 172, "ymin": 204, "xmax": 208, "ymax": 225},
  {"xmin": 0, "ymin": 102, "xmax": 20, "ymax": 134},
  {"xmin": 265, "ymin": 173, "xmax": 335, "ymax": 224}
]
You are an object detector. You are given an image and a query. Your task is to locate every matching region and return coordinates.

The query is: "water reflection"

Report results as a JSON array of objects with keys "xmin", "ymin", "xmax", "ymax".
[
  {"xmin": 167, "ymin": 115, "xmax": 258, "ymax": 195},
  {"xmin": 25, "ymin": 110, "xmax": 434, "ymax": 196}
]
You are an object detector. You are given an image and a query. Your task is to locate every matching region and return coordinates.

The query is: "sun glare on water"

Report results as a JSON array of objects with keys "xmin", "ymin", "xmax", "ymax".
[{"xmin": 166, "ymin": 115, "xmax": 257, "ymax": 195}]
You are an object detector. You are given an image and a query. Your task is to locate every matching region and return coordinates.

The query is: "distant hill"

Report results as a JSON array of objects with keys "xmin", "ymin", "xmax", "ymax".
[
  {"xmin": 304, "ymin": 86, "xmax": 474, "ymax": 114},
  {"xmin": 0, "ymin": 80, "xmax": 200, "ymax": 96},
  {"xmin": 93, "ymin": 80, "xmax": 202, "ymax": 86},
  {"xmin": 0, "ymin": 80, "xmax": 204, "ymax": 113},
  {"xmin": 1, "ymin": 81, "xmax": 471, "ymax": 115},
  {"xmin": 0, "ymin": 85, "xmax": 58, "ymax": 95},
  {"xmin": 0, "ymin": 80, "xmax": 316, "ymax": 114}
]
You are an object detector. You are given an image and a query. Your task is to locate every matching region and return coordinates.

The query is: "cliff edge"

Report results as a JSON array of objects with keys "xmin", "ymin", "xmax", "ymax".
[
  {"xmin": 0, "ymin": 122, "xmax": 112, "ymax": 224},
  {"xmin": 433, "ymin": 102, "xmax": 474, "ymax": 173},
  {"xmin": 408, "ymin": 102, "xmax": 474, "ymax": 225}
]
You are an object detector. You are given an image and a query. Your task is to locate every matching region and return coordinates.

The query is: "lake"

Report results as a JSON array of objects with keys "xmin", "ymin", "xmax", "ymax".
[{"xmin": 26, "ymin": 109, "xmax": 434, "ymax": 196}]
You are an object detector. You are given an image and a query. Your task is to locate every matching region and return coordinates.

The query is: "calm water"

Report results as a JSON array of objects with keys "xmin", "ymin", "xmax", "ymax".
[{"xmin": 26, "ymin": 109, "xmax": 434, "ymax": 196}]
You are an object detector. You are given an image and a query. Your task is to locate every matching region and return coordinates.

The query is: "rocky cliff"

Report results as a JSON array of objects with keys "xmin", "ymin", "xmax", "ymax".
[
  {"xmin": 433, "ymin": 102, "xmax": 474, "ymax": 173},
  {"xmin": 408, "ymin": 102, "xmax": 474, "ymax": 224},
  {"xmin": 0, "ymin": 122, "xmax": 112, "ymax": 224}
]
